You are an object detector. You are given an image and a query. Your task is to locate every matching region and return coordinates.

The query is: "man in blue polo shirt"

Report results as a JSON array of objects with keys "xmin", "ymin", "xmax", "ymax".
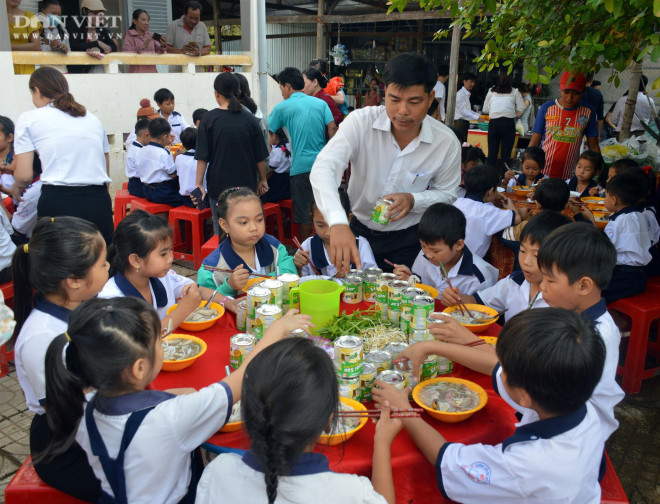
[{"xmin": 268, "ymin": 67, "xmax": 338, "ymax": 240}]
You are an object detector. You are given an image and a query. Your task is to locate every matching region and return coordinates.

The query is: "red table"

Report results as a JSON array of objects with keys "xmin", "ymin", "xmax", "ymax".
[{"xmin": 151, "ymin": 302, "xmax": 517, "ymax": 504}]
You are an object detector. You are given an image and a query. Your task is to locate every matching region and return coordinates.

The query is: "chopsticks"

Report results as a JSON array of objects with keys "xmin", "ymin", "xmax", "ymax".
[
  {"xmin": 292, "ymin": 236, "xmax": 322, "ymax": 275},
  {"xmin": 384, "ymin": 259, "xmax": 396, "ymax": 269},
  {"xmin": 202, "ymin": 265, "xmax": 272, "ymax": 280},
  {"xmin": 464, "ymin": 339, "xmax": 488, "ymax": 347},
  {"xmin": 339, "ymin": 408, "xmax": 423, "ymax": 418},
  {"xmin": 438, "ymin": 261, "xmax": 475, "ymax": 319}
]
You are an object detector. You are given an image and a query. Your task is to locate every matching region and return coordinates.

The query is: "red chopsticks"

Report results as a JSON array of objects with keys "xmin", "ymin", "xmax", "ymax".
[
  {"xmin": 292, "ymin": 236, "xmax": 322, "ymax": 275},
  {"xmin": 384, "ymin": 258, "xmax": 396, "ymax": 268},
  {"xmin": 202, "ymin": 265, "xmax": 272, "ymax": 280},
  {"xmin": 338, "ymin": 408, "xmax": 423, "ymax": 418},
  {"xmin": 463, "ymin": 339, "xmax": 487, "ymax": 347}
]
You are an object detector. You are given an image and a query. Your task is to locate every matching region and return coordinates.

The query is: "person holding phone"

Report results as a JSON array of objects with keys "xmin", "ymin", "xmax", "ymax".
[{"xmin": 122, "ymin": 9, "xmax": 166, "ymax": 73}]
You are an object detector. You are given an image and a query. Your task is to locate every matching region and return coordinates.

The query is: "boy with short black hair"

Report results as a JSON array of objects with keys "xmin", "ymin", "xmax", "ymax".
[
  {"xmin": 600, "ymin": 171, "xmax": 653, "ymax": 302},
  {"xmin": 453, "ymin": 164, "xmax": 526, "ymax": 258},
  {"xmin": 154, "ymin": 88, "xmax": 188, "ymax": 144},
  {"xmin": 393, "ymin": 203, "xmax": 497, "ymax": 298},
  {"xmin": 457, "ymin": 146, "xmax": 486, "ymax": 198},
  {"xmin": 125, "ymin": 118, "xmax": 150, "ymax": 198},
  {"xmin": 374, "ymin": 308, "xmax": 609, "ymax": 503},
  {"xmin": 136, "ymin": 118, "xmax": 183, "ymax": 207},
  {"xmin": 192, "ymin": 108, "xmax": 208, "ymax": 127},
  {"xmin": 175, "ymin": 127, "xmax": 202, "ymax": 207}
]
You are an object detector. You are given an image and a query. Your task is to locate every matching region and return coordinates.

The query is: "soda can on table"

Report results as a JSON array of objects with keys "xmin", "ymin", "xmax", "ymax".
[
  {"xmin": 385, "ymin": 342, "xmax": 408, "ymax": 360},
  {"xmin": 393, "ymin": 357, "xmax": 413, "ymax": 393},
  {"xmin": 338, "ymin": 375, "xmax": 360, "ymax": 401},
  {"xmin": 342, "ymin": 274, "xmax": 363, "ymax": 304},
  {"xmin": 235, "ymin": 299, "xmax": 248, "ymax": 332},
  {"xmin": 437, "ymin": 356, "xmax": 453, "ymax": 375},
  {"xmin": 409, "ymin": 328, "xmax": 431, "ymax": 344},
  {"xmin": 364, "ymin": 350, "xmax": 392, "ymax": 373},
  {"xmin": 251, "ymin": 304, "xmax": 282, "ymax": 340},
  {"xmin": 230, "ymin": 333, "xmax": 256, "ymax": 370},
  {"xmin": 362, "ymin": 268, "xmax": 382, "ymax": 303},
  {"xmin": 359, "ymin": 363, "xmax": 377, "ymax": 402},
  {"xmin": 289, "ymin": 328, "xmax": 307, "ymax": 338},
  {"xmin": 260, "ymin": 278, "xmax": 284, "ymax": 307},
  {"xmin": 376, "ymin": 370, "xmax": 406, "ymax": 390},
  {"xmin": 401, "ymin": 287, "xmax": 425, "ymax": 319},
  {"xmin": 399, "ymin": 312, "xmax": 412, "ymax": 335},
  {"xmin": 277, "ymin": 273, "xmax": 299, "ymax": 312},
  {"xmin": 422, "ymin": 355, "xmax": 439, "ymax": 381},
  {"xmin": 370, "ymin": 198, "xmax": 393, "ymax": 226},
  {"xmin": 388, "ymin": 280, "xmax": 409, "ymax": 312},
  {"xmin": 375, "ymin": 273, "xmax": 396, "ymax": 303},
  {"xmin": 411, "ymin": 295, "xmax": 434, "ymax": 329},
  {"xmin": 247, "ymin": 286, "xmax": 272, "ymax": 319},
  {"xmin": 388, "ymin": 308, "xmax": 401, "ymax": 325},
  {"xmin": 334, "ymin": 335, "xmax": 364, "ymax": 378},
  {"xmin": 348, "ymin": 269, "xmax": 365, "ymax": 280}
]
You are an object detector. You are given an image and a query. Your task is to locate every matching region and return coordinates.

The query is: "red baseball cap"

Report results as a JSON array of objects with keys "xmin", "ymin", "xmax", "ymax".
[{"xmin": 560, "ymin": 71, "xmax": 587, "ymax": 92}]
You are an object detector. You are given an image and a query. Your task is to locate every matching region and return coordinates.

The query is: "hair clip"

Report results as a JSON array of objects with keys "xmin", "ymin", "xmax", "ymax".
[
  {"xmin": 64, "ymin": 331, "xmax": 71, "ymax": 342},
  {"xmin": 51, "ymin": 217, "xmax": 55, "ymax": 222},
  {"xmin": 23, "ymin": 244, "xmax": 28, "ymax": 253}
]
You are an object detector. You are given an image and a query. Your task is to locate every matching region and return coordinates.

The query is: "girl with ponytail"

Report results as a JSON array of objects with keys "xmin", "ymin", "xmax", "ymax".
[
  {"xmin": 192, "ymin": 73, "xmax": 270, "ymax": 233},
  {"xmin": 40, "ymin": 297, "xmax": 312, "ymax": 504},
  {"xmin": 196, "ymin": 337, "xmax": 400, "ymax": 504},
  {"xmin": 13, "ymin": 216, "xmax": 108, "ymax": 502},
  {"xmin": 13, "ymin": 67, "xmax": 114, "ymax": 244}
]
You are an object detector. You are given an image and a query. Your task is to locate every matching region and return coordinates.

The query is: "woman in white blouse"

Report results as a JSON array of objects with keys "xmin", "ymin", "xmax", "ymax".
[
  {"xmin": 482, "ymin": 71, "xmax": 526, "ymax": 172},
  {"xmin": 12, "ymin": 67, "xmax": 113, "ymax": 244}
]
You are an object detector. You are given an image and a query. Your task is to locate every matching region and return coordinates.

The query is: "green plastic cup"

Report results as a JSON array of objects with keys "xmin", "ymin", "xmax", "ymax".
[{"xmin": 289, "ymin": 280, "xmax": 345, "ymax": 333}]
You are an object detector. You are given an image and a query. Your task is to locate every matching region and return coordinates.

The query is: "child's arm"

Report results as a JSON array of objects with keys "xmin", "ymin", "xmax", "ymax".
[
  {"xmin": 197, "ymin": 286, "xmax": 237, "ymax": 314},
  {"xmin": 371, "ymin": 401, "xmax": 402, "ymax": 504},
  {"xmin": 440, "ymin": 286, "xmax": 476, "ymax": 307},
  {"xmin": 293, "ymin": 249, "xmax": 310, "ymax": 274}
]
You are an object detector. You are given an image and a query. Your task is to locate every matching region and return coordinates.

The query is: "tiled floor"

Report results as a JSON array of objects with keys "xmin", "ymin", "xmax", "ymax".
[{"xmin": 0, "ymin": 260, "xmax": 658, "ymax": 503}]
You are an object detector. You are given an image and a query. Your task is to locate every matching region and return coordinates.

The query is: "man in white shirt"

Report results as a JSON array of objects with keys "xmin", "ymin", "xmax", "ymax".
[
  {"xmin": 454, "ymin": 72, "xmax": 481, "ymax": 142},
  {"xmin": 610, "ymin": 75, "xmax": 655, "ymax": 137},
  {"xmin": 433, "ymin": 65, "xmax": 449, "ymax": 122},
  {"xmin": 310, "ymin": 53, "xmax": 461, "ymax": 274}
]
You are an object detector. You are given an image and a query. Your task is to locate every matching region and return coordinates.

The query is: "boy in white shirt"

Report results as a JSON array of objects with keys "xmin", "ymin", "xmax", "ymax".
[
  {"xmin": 175, "ymin": 127, "xmax": 200, "ymax": 208},
  {"xmin": 154, "ymin": 88, "xmax": 188, "ymax": 144},
  {"xmin": 374, "ymin": 308, "xmax": 609, "ymax": 504},
  {"xmin": 453, "ymin": 164, "xmax": 526, "ymax": 258},
  {"xmin": 125, "ymin": 118, "xmax": 150, "ymax": 199},
  {"xmin": 137, "ymin": 118, "xmax": 183, "ymax": 207},
  {"xmin": 393, "ymin": 203, "xmax": 497, "ymax": 299}
]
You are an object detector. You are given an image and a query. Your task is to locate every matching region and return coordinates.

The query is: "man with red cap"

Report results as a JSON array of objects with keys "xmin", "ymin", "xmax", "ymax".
[{"xmin": 529, "ymin": 71, "xmax": 599, "ymax": 179}]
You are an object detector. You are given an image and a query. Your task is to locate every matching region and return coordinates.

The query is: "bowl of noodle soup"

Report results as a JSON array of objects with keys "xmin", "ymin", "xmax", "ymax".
[{"xmin": 412, "ymin": 377, "xmax": 488, "ymax": 423}]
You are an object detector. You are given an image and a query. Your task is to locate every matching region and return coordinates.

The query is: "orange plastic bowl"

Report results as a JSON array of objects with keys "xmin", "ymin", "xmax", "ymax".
[
  {"xmin": 415, "ymin": 283, "xmax": 440, "ymax": 300},
  {"xmin": 413, "ymin": 377, "xmax": 488, "ymax": 423},
  {"xmin": 166, "ymin": 301, "xmax": 224, "ymax": 332},
  {"xmin": 318, "ymin": 397, "xmax": 368, "ymax": 446},
  {"xmin": 161, "ymin": 334, "xmax": 207, "ymax": 372},
  {"xmin": 241, "ymin": 277, "xmax": 265, "ymax": 293},
  {"xmin": 220, "ymin": 402, "xmax": 243, "ymax": 432},
  {"xmin": 512, "ymin": 185, "xmax": 535, "ymax": 198},
  {"xmin": 442, "ymin": 304, "xmax": 498, "ymax": 333},
  {"xmin": 592, "ymin": 211, "xmax": 612, "ymax": 230}
]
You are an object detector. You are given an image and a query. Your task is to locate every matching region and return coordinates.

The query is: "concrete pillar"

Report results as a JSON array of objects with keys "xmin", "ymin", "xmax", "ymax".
[
  {"xmin": 0, "ymin": 5, "xmax": 19, "ymax": 118},
  {"xmin": 240, "ymin": 0, "xmax": 266, "ymax": 114}
]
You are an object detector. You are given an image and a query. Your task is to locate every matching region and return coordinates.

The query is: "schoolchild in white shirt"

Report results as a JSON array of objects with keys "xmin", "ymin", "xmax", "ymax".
[
  {"xmin": 456, "ymin": 146, "xmax": 485, "ymax": 199},
  {"xmin": 99, "ymin": 210, "xmax": 236, "ymax": 330},
  {"xmin": 599, "ymin": 171, "xmax": 652, "ymax": 303},
  {"xmin": 393, "ymin": 203, "xmax": 497, "ymax": 299},
  {"xmin": 38, "ymin": 297, "xmax": 312, "ymax": 504},
  {"xmin": 503, "ymin": 146, "xmax": 546, "ymax": 193},
  {"xmin": 453, "ymin": 164, "xmax": 526, "ymax": 258},
  {"xmin": 155, "ymin": 88, "xmax": 188, "ymax": 144},
  {"xmin": 442, "ymin": 211, "xmax": 571, "ymax": 321},
  {"xmin": 13, "ymin": 217, "xmax": 108, "ymax": 502},
  {"xmin": 376, "ymin": 308, "xmax": 609, "ymax": 504},
  {"xmin": 136, "ymin": 118, "xmax": 184, "ymax": 207},
  {"xmin": 295, "ymin": 192, "xmax": 377, "ymax": 277},
  {"xmin": 175, "ymin": 127, "xmax": 201, "ymax": 207},
  {"xmin": 197, "ymin": 337, "xmax": 398, "ymax": 504},
  {"xmin": 125, "ymin": 118, "xmax": 150, "ymax": 198},
  {"xmin": 0, "ymin": 209, "xmax": 15, "ymax": 283},
  {"xmin": 11, "ymin": 153, "xmax": 43, "ymax": 244}
]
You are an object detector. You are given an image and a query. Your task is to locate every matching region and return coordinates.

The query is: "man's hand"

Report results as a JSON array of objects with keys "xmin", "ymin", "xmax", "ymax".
[
  {"xmin": 383, "ymin": 193, "xmax": 414, "ymax": 222},
  {"xmin": 257, "ymin": 180, "xmax": 268, "ymax": 196},
  {"xmin": 329, "ymin": 224, "xmax": 361, "ymax": 276}
]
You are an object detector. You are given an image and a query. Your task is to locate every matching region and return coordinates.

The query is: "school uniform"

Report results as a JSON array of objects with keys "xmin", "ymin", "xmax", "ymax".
[
  {"xmin": 98, "ymin": 270, "xmax": 194, "ymax": 320},
  {"xmin": 565, "ymin": 176, "xmax": 599, "ymax": 198},
  {"xmin": 175, "ymin": 150, "xmax": 199, "ymax": 208},
  {"xmin": 0, "ymin": 211, "xmax": 15, "ymax": 283},
  {"xmin": 125, "ymin": 140, "xmax": 145, "ymax": 198},
  {"xmin": 261, "ymin": 143, "xmax": 292, "ymax": 203},
  {"xmin": 641, "ymin": 205, "xmax": 660, "ymax": 277},
  {"xmin": 494, "ymin": 299, "xmax": 624, "ymax": 441},
  {"xmin": 437, "ymin": 382, "xmax": 605, "ymax": 503},
  {"xmin": 77, "ymin": 383, "xmax": 232, "ymax": 504},
  {"xmin": 299, "ymin": 235, "xmax": 377, "ymax": 277},
  {"xmin": 160, "ymin": 111, "xmax": 189, "ymax": 145},
  {"xmin": 197, "ymin": 451, "xmax": 387, "ymax": 504},
  {"xmin": 13, "ymin": 104, "xmax": 113, "ymax": 244},
  {"xmin": 602, "ymin": 206, "xmax": 652, "ymax": 303},
  {"xmin": 11, "ymin": 177, "xmax": 42, "ymax": 240},
  {"xmin": 15, "ymin": 297, "xmax": 102, "ymax": 501},
  {"xmin": 474, "ymin": 271, "xmax": 547, "ymax": 322},
  {"xmin": 453, "ymin": 195, "xmax": 517, "ymax": 258},
  {"xmin": 456, "ymin": 185, "xmax": 466, "ymax": 199},
  {"xmin": 505, "ymin": 172, "xmax": 545, "ymax": 193},
  {"xmin": 411, "ymin": 246, "xmax": 497, "ymax": 299},
  {"xmin": 197, "ymin": 234, "xmax": 297, "ymax": 297},
  {"xmin": 137, "ymin": 142, "xmax": 183, "ymax": 207}
]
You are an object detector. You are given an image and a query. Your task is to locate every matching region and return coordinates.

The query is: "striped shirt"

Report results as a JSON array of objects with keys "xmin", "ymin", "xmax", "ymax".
[{"xmin": 532, "ymin": 100, "xmax": 598, "ymax": 179}]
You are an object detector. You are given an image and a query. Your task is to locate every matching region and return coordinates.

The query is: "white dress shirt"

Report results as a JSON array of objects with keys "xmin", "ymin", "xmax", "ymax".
[
  {"xmin": 453, "ymin": 197, "xmax": 516, "ymax": 258},
  {"xmin": 135, "ymin": 143, "xmax": 176, "ymax": 184},
  {"xmin": 454, "ymin": 87, "xmax": 480, "ymax": 121},
  {"xmin": 125, "ymin": 140, "xmax": 142, "ymax": 179},
  {"xmin": 474, "ymin": 271, "xmax": 548, "ymax": 322},
  {"xmin": 310, "ymin": 106, "xmax": 461, "ymax": 232},
  {"xmin": 11, "ymin": 178, "xmax": 42, "ymax": 237},
  {"xmin": 482, "ymin": 89, "xmax": 526, "ymax": 119},
  {"xmin": 604, "ymin": 208, "xmax": 653, "ymax": 266},
  {"xmin": 433, "ymin": 81, "xmax": 446, "ymax": 121},
  {"xmin": 610, "ymin": 92, "xmax": 655, "ymax": 132},
  {"xmin": 14, "ymin": 104, "xmax": 111, "ymax": 186}
]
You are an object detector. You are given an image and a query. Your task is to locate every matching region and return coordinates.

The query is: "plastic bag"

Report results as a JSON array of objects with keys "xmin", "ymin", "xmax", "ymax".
[{"xmin": 599, "ymin": 137, "xmax": 657, "ymax": 170}]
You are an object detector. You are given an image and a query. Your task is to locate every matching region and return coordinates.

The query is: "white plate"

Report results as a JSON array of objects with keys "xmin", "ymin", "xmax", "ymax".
[
  {"xmin": 497, "ymin": 187, "xmax": 505, "ymax": 193},
  {"xmin": 569, "ymin": 191, "xmax": 581, "ymax": 198}
]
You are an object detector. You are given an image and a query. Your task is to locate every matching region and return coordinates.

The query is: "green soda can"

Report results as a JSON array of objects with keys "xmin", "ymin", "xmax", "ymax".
[
  {"xmin": 342, "ymin": 274, "xmax": 363, "ymax": 304},
  {"xmin": 401, "ymin": 287, "xmax": 425, "ymax": 320},
  {"xmin": 411, "ymin": 295, "xmax": 435, "ymax": 329},
  {"xmin": 363, "ymin": 268, "xmax": 382, "ymax": 303},
  {"xmin": 360, "ymin": 363, "xmax": 377, "ymax": 402},
  {"xmin": 334, "ymin": 335, "xmax": 364, "ymax": 378},
  {"xmin": 421, "ymin": 355, "xmax": 439, "ymax": 381},
  {"xmin": 370, "ymin": 198, "xmax": 393, "ymax": 226},
  {"xmin": 437, "ymin": 355, "xmax": 453, "ymax": 375}
]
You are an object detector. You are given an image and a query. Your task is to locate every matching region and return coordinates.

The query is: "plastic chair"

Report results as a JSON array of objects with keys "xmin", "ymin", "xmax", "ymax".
[
  {"xmin": 201, "ymin": 235, "xmax": 219, "ymax": 261},
  {"xmin": 608, "ymin": 289, "xmax": 660, "ymax": 394},
  {"xmin": 276, "ymin": 199, "xmax": 298, "ymax": 247},
  {"xmin": 168, "ymin": 206, "xmax": 212, "ymax": 268},
  {"xmin": 263, "ymin": 202, "xmax": 283, "ymax": 242},
  {"xmin": 129, "ymin": 198, "xmax": 174, "ymax": 217},
  {"xmin": 3, "ymin": 196, "xmax": 15, "ymax": 216},
  {"xmin": 5, "ymin": 456, "xmax": 88, "ymax": 504},
  {"xmin": 113, "ymin": 189, "xmax": 132, "ymax": 228},
  {"xmin": 600, "ymin": 452, "xmax": 629, "ymax": 503}
]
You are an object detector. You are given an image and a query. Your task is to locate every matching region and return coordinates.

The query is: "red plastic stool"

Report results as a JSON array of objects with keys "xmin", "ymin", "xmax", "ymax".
[
  {"xmin": 0, "ymin": 343, "xmax": 13, "ymax": 378},
  {"xmin": 608, "ymin": 290, "xmax": 660, "ymax": 394},
  {"xmin": 168, "ymin": 206, "xmax": 212, "ymax": 268},
  {"xmin": 263, "ymin": 202, "xmax": 283, "ymax": 242},
  {"xmin": 5, "ymin": 456, "xmax": 87, "ymax": 504},
  {"xmin": 600, "ymin": 452, "xmax": 629, "ymax": 503},
  {"xmin": 130, "ymin": 198, "xmax": 174, "ymax": 217},
  {"xmin": 122, "ymin": 181, "xmax": 128, "ymax": 190},
  {"xmin": 646, "ymin": 276, "xmax": 660, "ymax": 294},
  {"xmin": 276, "ymin": 199, "xmax": 298, "ymax": 246},
  {"xmin": 201, "ymin": 235, "xmax": 219, "ymax": 261},
  {"xmin": 113, "ymin": 189, "xmax": 132, "ymax": 228},
  {"xmin": 1, "ymin": 280, "xmax": 14, "ymax": 308}
]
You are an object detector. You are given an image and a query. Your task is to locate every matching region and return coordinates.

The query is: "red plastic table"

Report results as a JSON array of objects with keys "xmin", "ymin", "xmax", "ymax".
[{"xmin": 151, "ymin": 302, "xmax": 516, "ymax": 504}]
